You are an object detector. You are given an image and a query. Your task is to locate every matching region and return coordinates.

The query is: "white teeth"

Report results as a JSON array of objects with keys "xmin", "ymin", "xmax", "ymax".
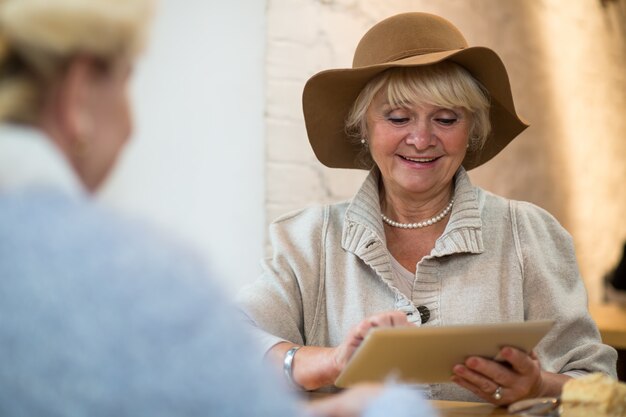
[{"xmin": 403, "ymin": 156, "xmax": 436, "ymax": 163}]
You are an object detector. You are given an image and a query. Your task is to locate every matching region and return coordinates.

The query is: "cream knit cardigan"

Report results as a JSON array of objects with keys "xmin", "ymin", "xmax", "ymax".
[{"xmin": 238, "ymin": 167, "xmax": 617, "ymax": 401}]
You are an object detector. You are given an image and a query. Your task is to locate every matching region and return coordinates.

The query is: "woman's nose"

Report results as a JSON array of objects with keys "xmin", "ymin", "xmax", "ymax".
[{"xmin": 405, "ymin": 122, "xmax": 434, "ymax": 149}]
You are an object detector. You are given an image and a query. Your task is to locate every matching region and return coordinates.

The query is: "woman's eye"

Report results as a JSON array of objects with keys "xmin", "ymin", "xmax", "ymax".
[
  {"xmin": 388, "ymin": 117, "xmax": 410, "ymax": 125},
  {"xmin": 435, "ymin": 118, "xmax": 458, "ymax": 126}
]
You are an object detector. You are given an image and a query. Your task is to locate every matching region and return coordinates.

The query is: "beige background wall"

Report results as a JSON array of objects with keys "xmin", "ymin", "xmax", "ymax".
[{"xmin": 265, "ymin": 0, "xmax": 626, "ymax": 303}]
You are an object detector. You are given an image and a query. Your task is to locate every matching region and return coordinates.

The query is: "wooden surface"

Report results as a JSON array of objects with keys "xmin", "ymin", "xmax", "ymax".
[
  {"xmin": 432, "ymin": 400, "xmax": 509, "ymax": 416},
  {"xmin": 589, "ymin": 303, "xmax": 626, "ymax": 349},
  {"xmin": 308, "ymin": 394, "xmax": 512, "ymax": 416}
]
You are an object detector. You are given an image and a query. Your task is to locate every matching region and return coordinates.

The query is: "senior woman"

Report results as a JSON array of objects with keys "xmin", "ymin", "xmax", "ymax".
[{"xmin": 238, "ymin": 12, "xmax": 617, "ymax": 405}]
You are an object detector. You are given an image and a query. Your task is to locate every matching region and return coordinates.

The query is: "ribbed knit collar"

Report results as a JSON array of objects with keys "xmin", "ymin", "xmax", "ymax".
[
  {"xmin": 342, "ymin": 166, "xmax": 484, "ymax": 257},
  {"xmin": 0, "ymin": 123, "xmax": 85, "ymax": 197}
]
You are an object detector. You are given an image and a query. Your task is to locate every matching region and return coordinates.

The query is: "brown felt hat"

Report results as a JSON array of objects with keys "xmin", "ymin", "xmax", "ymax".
[{"xmin": 302, "ymin": 12, "xmax": 528, "ymax": 170}]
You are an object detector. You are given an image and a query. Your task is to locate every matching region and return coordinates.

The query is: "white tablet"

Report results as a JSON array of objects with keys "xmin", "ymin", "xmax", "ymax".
[{"xmin": 334, "ymin": 320, "xmax": 554, "ymax": 388}]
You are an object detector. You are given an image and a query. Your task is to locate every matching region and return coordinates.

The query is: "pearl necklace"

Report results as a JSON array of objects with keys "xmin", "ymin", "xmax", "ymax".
[{"xmin": 382, "ymin": 198, "xmax": 455, "ymax": 229}]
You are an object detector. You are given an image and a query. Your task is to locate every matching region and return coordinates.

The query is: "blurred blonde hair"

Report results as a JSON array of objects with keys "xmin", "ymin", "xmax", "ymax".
[
  {"xmin": 0, "ymin": 0, "xmax": 153, "ymax": 123},
  {"xmin": 345, "ymin": 62, "xmax": 491, "ymax": 169}
]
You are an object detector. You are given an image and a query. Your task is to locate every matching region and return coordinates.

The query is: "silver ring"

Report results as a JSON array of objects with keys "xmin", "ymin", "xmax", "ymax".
[{"xmin": 493, "ymin": 386, "xmax": 502, "ymax": 401}]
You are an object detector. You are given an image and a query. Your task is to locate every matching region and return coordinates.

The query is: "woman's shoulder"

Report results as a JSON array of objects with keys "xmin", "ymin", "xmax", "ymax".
[
  {"xmin": 476, "ymin": 187, "xmax": 568, "ymax": 235},
  {"xmin": 477, "ymin": 187, "xmax": 560, "ymax": 220},
  {"xmin": 269, "ymin": 201, "xmax": 350, "ymax": 231}
]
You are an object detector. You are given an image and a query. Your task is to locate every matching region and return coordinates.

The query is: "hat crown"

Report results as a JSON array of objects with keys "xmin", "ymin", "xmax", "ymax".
[{"xmin": 352, "ymin": 12, "xmax": 468, "ymax": 68}]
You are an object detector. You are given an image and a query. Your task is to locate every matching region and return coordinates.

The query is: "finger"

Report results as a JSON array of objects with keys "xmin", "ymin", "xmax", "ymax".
[
  {"xmin": 367, "ymin": 311, "xmax": 408, "ymax": 328},
  {"xmin": 464, "ymin": 356, "xmax": 516, "ymax": 387},
  {"xmin": 465, "ymin": 353, "xmax": 544, "ymax": 402},
  {"xmin": 388, "ymin": 311, "xmax": 410, "ymax": 326},
  {"xmin": 345, "ymin": 321, "xmax": 373, "ymax": 347},
  {"xmin": 500, "ymin": 347, "xmax": 539, "ymax": 375},
  {"xmin": 354, "ymin": 320, "xmax": 374, "ymax": 339},
  {"xmin": 452, "ymin": 364, "xmax": 499, "ymax": 396},
  {"xmin": 451, "ymin": 373, "xmax": 504, "ymax": 405}
]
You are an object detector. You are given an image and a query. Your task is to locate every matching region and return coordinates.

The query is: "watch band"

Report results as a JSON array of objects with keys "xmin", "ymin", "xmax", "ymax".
[{"xmin": 283, "ymin": 346, "xmax": 304, "ymax": 390}]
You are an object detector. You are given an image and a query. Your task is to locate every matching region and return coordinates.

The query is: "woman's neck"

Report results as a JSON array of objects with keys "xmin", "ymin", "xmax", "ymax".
[{"xmin": 379, "ymin": 179, "xmax": 455, "ymax": 225}]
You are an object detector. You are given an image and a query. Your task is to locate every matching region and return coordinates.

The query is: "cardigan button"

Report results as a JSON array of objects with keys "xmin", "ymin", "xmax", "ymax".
[{"xmin": 417, "ymin": 305, "xmax": 430, "ymax": 324}]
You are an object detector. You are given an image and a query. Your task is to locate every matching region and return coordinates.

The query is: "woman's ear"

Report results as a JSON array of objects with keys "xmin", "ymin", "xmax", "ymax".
[{"xmin": 43, "ymin": 55, "xmax": 97, "ymax": 158}]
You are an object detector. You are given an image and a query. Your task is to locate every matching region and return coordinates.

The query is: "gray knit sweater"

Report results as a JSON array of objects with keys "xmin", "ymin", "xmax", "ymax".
[{"xmin": 238, "ymin": 167, "xmax": 617, "ymax": 401}]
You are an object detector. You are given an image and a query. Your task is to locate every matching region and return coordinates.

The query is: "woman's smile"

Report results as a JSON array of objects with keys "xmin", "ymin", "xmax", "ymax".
[{"xmin": 397, "ymin": 154, "xmax": 442, "ymax": 166}]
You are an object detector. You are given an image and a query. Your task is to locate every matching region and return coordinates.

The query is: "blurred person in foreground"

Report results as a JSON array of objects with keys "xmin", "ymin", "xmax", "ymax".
[
  {"xmin": 0, "ymin": 1, "xmax": 435, "ymax": 416},
  {"xmin": 238, "ymin": 12, "xmax": 617, "ymax": 405}
]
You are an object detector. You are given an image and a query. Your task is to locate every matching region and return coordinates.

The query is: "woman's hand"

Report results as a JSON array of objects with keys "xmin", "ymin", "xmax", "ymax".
[
  {"xmin": 331, "ymin": 311, "xmax": 410, "ymax": 377},
  {"xmin": 307, "ymin": 382, "xmax": 436, "ymax": 417},
  {"xmin": 270, "ymin": 311, "xmax": 411, "ymax": 391},
  {"xmin": 451, "ymin": 347, "xmax": 550, "ymax": 405}
]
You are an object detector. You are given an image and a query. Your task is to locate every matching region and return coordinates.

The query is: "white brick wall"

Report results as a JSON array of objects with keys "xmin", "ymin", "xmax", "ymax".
[{"xmin": 265, "ymin": 0, "xmax": 626, "ymax": 302}]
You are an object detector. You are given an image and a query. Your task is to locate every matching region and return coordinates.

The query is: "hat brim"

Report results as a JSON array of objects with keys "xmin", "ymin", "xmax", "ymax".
[{"xmin": 302, "ymin": 46, "xmax": 529, "ymax": 170}]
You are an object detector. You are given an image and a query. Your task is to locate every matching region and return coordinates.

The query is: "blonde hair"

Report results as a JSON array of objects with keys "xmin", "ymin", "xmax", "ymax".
[
  {"xmin": 0, "ymin": 0, "xmax": 153, "ymax": 123},
  {"xmin": 345, "ymin": 62, "xmax": 491, "ymax": 168}
]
